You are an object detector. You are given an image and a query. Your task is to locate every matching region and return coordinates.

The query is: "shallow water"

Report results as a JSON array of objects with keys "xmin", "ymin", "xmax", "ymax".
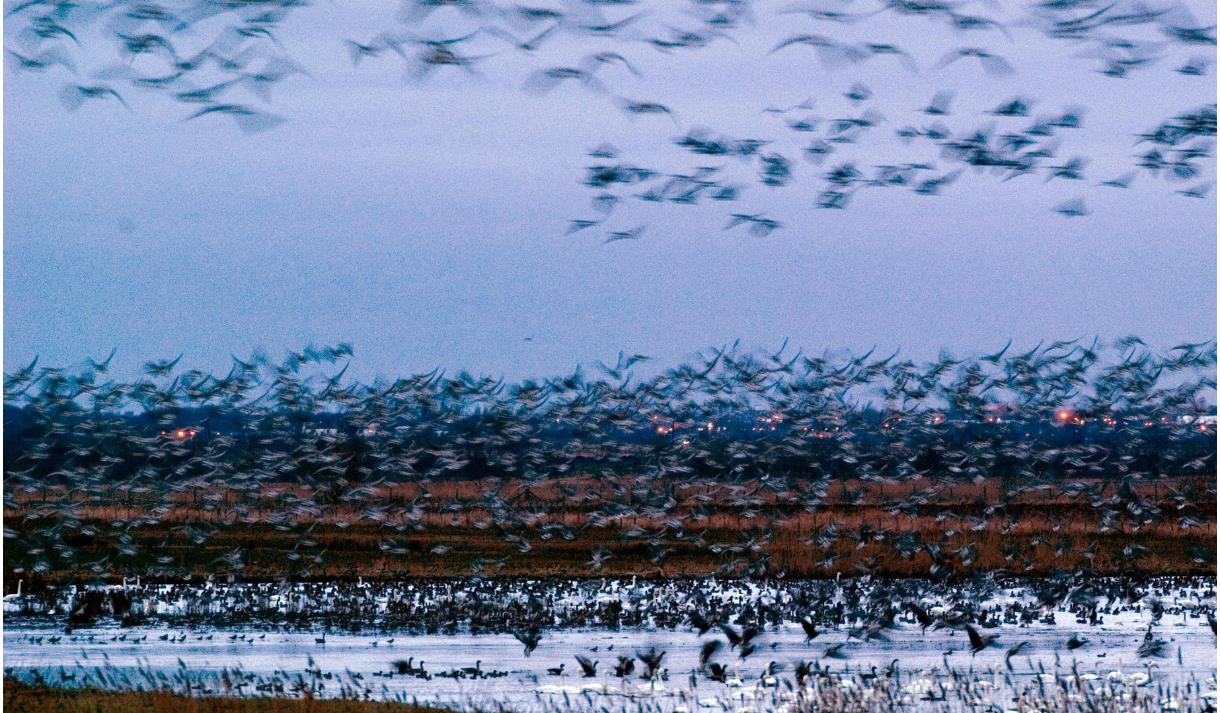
[{"xmin": 4, "ymin": 579, "xmax": 1216, "ymax": 712}]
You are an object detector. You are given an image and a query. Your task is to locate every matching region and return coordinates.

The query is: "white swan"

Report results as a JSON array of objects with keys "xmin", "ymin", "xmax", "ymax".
[{"xmin": 4, "ymin": 579, "xmax": 23, "ymax": 601}]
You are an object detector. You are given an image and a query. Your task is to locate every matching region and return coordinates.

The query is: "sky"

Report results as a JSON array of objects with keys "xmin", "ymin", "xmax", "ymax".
[{"xmin": 3, "ymin": 0, "xmax": 1217, "ymax": 380}]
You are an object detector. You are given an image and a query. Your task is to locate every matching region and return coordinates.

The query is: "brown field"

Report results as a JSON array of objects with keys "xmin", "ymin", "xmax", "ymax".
[
  {"xmin": 5, "ymin": 476, "xmax": 1214, "ymax": 585},
  {"xmin": 2, "ymin": 679, "xmax": 447, "ymax": 713}
]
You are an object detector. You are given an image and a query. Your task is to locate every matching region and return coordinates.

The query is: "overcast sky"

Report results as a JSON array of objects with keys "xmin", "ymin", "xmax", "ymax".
[{"xmin": 4, "ymin": 0, "xmax": 1216, "ymax": 380}]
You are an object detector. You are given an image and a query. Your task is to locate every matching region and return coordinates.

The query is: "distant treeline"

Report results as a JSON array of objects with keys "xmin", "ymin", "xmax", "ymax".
[
  {"xmin": 1, "ymin": 402, "xmax": 1216, "ymax": 486},
  {"xmin": 3, "ymin": 339, "xmax": 1215, "ymax": 488}
]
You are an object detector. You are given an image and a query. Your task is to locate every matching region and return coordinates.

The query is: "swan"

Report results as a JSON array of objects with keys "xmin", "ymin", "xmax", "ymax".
[{"xmin": 4, "ymin": 579, "xmax": 22, "ymax": 601}]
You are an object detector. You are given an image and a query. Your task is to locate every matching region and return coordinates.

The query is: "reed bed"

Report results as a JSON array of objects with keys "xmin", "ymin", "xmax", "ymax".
[{"xmin": 6, "ymin": 476, "xmax": 1213, "ymax": 584}]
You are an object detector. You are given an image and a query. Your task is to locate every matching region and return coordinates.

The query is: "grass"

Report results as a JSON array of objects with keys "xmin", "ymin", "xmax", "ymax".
[
  {"xmin": 5, "ymin": 475, "xmax": 1214, "ymax": 584},
  {"xmin": 3, "ymin": 679, "xmax": 451, "ymax": 713}
]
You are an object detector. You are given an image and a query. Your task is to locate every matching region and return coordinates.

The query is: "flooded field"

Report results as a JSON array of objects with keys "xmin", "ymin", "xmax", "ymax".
[{"xmin": 4, "ymin": 577, "xmax": 1215, "ymax": 712}]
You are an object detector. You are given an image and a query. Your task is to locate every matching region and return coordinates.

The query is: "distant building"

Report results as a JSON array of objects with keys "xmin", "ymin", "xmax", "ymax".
[
  {"xmin": 160, "ymin": 427, "xmax": 198, "ymax": 442},
  {"xmin": 1180, "ymin": 414, "xmax": 1218, "ymax": 426}
]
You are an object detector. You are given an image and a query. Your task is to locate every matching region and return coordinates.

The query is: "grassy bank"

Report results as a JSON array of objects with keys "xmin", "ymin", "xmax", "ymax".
[{"xmin": 2, "ymin": 679, "xmax": 449, "ymax": 713}]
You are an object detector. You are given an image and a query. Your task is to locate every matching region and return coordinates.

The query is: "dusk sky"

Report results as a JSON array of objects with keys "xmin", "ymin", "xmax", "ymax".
[{"xmin": 4, "ymin": 0, "xmax": 1216, "ymax": 380}]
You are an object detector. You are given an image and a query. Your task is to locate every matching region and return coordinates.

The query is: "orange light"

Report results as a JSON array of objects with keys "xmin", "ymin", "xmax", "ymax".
[{"xmin": 1055, "ymin": 409, "xmax": 1073, "ymax": 423}]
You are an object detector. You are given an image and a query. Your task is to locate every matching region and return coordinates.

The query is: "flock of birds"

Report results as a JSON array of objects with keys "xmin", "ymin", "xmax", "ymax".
[
  {"xmin": 574, "ymin": 98, "xmax": 1215, "ymax": 238},
  {"xmin": 3, "ymin": 336, "xmax": 1215, "ymax": 583},
  {"xmin": 12, "ymin": 654, "xmax": 1215, "ymax": 713},
  {"xmin": 4, "ymin": 576, "xmax": 1216, "ymax": 710},
  {"xmin": 4, "ymin": 0, "xmax": 1216, "ymax": 238},
  {"xmin": 6, "ymin": 575, "xmax": 1215, "ymax": 650},
  {"xmin": 4, "ymin": 2, "xmax": 1215, "ymax": 708}
]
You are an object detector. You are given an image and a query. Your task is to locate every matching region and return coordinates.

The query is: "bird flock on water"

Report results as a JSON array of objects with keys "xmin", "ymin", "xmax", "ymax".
[
  {"xmin": 4, "ymin": 0, "xmax": 1216, "ymax": 239},
  {"xmin": 4, "ymin": 576, "xmax": 1216, "ymax": 708},
  {"xmin": 7, "ymin": 575, "xmax": 1213, "ymax": 653}
]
